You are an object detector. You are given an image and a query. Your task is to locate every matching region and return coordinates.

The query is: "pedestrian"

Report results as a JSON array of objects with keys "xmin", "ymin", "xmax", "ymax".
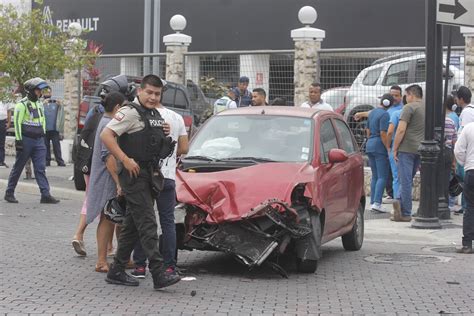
[
  {"xmin": 300, "ymin": 83, "xmax": 333, "ymax": 111},
  {"xmin": 100, "ymin": 74, "xmax": 181, "ymax": 289},
  {"xmin": 85, "ymin": 91, "xmax": 126, "ymax": 273},
  {"xmin": 251, "ymin": 88, "xmax": 268, "ymax": 106},
  {"xmin": 4, "ymin": 78, "xmax": 59, "ymax": 204},
  {"xmin": 444, "ymin": 96, "xmax": 458, "ymax": 212},
  {"xmin": 391, "ymin": 84, "xmax": 425, "ymax": 222},
  {"xmin": 0, "ymin": 95, "xmax": 12, "ymax": 168},
  {"xmin": 236, "ymin": 76, "xmax": 252, "ymax": 107},
  {"xmin": 131, "ymin": 85, "xmax": 189, "ymax": 279},
  {"xmin": 454, "ymin": 120, "xmax": 474, "ymax": 253},
  {"xmin": 43, "ymin": 90, "xmax": 65, "ymax": 167},
  {"xmin": 366, "ymin": 93, "xmax": 392, "ymax": 213},
  {"xmin": 383, "ymin": 85, "xmax": 404, "ymax": 203},
  {"xmin": 213, "ymin": 87, "xmax": 238, "ymax": 114}
]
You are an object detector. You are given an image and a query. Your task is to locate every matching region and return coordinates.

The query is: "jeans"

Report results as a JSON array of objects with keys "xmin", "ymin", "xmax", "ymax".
[
  {"xmin": 389, "ymin": 150, "xmax": 399, "ymax": 199},
  {"xmin": 6, "ymin": 136, "xmax": 50, "ymax": 197},
  {"xmin": 132, "ymin": 179, "xmax": 177, "ymax": 268},
  {"xmin": 44, "ymin": 130, "xmax": 64, "ymax": 164},
  {"xmin": 367, "ymin": 152, "xmax": 389, "ymax": 205},
  {"xmin": 397, "ymin": 152, "xmax": 421, "ymax": 217},
  {"xmin": 0, "ymin": 119, "xmax": 6, "ymax": 164},
  {"xmin": 462, "ymin": 170, "xmax": 474, "ymax": 247}
]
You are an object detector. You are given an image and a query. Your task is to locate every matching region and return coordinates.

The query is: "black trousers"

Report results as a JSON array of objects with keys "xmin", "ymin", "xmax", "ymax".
[
  {"xmin": 44, "ymin": 131, "xmax": 64, "ymax": 164},
  {"xmin": 385, "ymin": 164, "xmax": 393, "ymax": 198},
  {"xmin": 114, "ymin": 167, "xmax": 164, "ymax": 275},
  {"xmin": 0, "ymin": 119, "xmax": 6, "ymax": 164},
  {"xmin": 462, "ymin": 170, "xmax": 474, "ymax": 247}
]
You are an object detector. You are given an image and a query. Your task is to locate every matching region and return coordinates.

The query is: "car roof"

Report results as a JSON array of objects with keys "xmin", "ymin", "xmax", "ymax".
[{"xmin": 216, "ymin": 106, "xmax": 331, "ymax": 119}]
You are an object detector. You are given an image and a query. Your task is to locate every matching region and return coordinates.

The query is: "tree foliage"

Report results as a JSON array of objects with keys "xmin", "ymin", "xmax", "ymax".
[{"xmin": 0, "ymin": 3, "xmax": 96, "ymax": 100}]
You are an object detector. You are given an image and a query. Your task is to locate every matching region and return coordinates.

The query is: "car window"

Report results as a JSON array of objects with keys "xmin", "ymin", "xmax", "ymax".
[
  {"xmin": 161, "ymin": 87, "xmax": 175, "ymax": 106},
  {"xmin": 414, "ymin": 59, "xmax": 426, "ymax": 83},
  {"xmin": 382, "ymin": 61, "xmax": 410, "ymax": 86},
  {"xmin": 333, "ymin": 119, "xmax": 356, "ymax": 154},
  {"xmin": 362, "ymin": 67, "xmax": 383, "ymax": 86},
  {"xmin": 174, "ymin": 89, "xmax": 188, "ymax": 109},
  {"xmin": 320, "ymin": 120, "xmax": 338, "ymax": 163}
]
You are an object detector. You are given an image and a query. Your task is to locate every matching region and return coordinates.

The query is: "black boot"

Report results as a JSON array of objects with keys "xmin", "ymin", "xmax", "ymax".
[
  {"xmin": 153, "ymin": 267, "xmax": 181, "ymax": 290},
  {"xmin": 106, "ymin": 264, "xmax": 139, "ymax": 286},
  {"xmin": 40, "ymin": 195, "xmax": 60, "ymax": 204},
  {"xmin": 4, "ymin": 192, "xmax": 18, "ymax": 203}
]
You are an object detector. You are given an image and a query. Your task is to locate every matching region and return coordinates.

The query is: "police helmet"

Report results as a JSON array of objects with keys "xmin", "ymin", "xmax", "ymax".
[
  {"xmin": 103, "ymin": 196, "xmax": 127, "ymax": 224},
  {"xmin": 99, "ymin": 74, "xmax": 137, "ymax": 102},
  {"xmin": 24, "ymin": 77, "xmax": 49, "ymax": 100},
  {"xmin": 449, "ymin": 175, "xmax": 463, "ymax": 197}
]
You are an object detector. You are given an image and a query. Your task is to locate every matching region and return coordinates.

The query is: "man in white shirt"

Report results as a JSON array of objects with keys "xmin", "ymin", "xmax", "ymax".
[
  {"xmin": 131, "ymin": 94, "xmax": 189, "ymax": 277},
  {"xmin": 457, "ymin": 86, "xmax": 474, "ymax": 131},
  {"xmin": 454, "ymin": 120, "xmax": 474, "ymax": 254},
  {"xmin": 0, "ymin": 99, "xmax": 12, "ymax": 168},
  {"xmin": 300, "ymin": 83, "xmax": 333, "ymax": 111}
]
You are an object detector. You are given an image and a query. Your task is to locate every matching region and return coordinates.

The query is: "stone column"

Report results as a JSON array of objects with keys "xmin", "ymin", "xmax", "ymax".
[
  {"xmin": 291, "ymin": 6, "xmax": 325, "ymax": 107},
  {"xmin": 461, "ymin": 27, "xmax": 474, "ymax": 91},
  {"xmin": 163, "ymin": 15, "xmax": 192, "ymax": 84}
]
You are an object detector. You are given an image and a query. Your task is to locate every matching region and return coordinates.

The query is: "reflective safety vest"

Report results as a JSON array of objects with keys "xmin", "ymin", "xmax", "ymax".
[
  {"xmin": 214, "ymin": 96, "xmax": 234, "ymax": 114},
  {"xmin": 14, "ymin": 98, "xmax": 46, "ymax": 140}
]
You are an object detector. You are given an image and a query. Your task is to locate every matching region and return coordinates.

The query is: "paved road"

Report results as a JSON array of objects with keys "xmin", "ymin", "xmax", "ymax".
[{"xmin": 1, "ymin": 156, "xmax": 473, "ymax": 315}]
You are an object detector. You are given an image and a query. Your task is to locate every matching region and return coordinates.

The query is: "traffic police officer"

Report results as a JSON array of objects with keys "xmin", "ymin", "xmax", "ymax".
[
  {"xmin": 4, "ymin": 78, "xmax": 59, "ymax": 204},
  {"xmin": 101, "ymin": 74, "xmax": 180, "ymax": 290}
]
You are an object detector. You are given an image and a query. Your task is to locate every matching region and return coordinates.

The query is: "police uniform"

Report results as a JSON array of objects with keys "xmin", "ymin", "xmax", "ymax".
[
  {"xmin": 106, "ymin": 102, "xmax": 169, "ymax": 279},
  {"xmin": 5, "ymin": 96, "xmax": 54, "ymax": 201},
  {"xmin": 213, "ymin": 96, "xmax": 237, "ymax": 114}
]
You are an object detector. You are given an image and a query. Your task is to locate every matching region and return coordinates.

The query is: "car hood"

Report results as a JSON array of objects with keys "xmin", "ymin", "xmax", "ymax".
[{"xmin": 176, "ymin": 162, "xmax": 315, "ymax": 223}]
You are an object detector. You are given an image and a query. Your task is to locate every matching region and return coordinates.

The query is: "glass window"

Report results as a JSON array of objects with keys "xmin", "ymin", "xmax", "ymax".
[
  {"xmin": 174, "ymin": 90, "xmax": 188, "ymax": 109},
  {"xmin": 334, "ymin": 119, "xmax": 356, "ymax": 154},
  {"xmin": 320, "ymin": 120, "xmax": 339, "ymax": 163},
  {"xmin": 382, "ymin": 61, "xmax": 410, "ymax": 86},
  {"xmin": 414, "ymin": 59, "xmax": 426, "ymax": 83},
  {"xmin": 161, "ymin": 88, "xmax": 175, "ymax": 107},
  {"xmin": 362, "ymin": 67, "xmax": 383, "ymax": 86}
]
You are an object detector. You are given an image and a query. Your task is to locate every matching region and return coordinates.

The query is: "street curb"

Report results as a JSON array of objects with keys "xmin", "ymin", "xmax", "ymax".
[{"xmin": 0, "ymin": 179, "xmax": 85, "ymax": 201}]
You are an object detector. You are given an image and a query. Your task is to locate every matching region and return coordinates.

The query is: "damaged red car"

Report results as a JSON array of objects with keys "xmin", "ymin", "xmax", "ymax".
[{"xmin": 175, "ymin": 106, "xmax": 365, "ymax": 273}]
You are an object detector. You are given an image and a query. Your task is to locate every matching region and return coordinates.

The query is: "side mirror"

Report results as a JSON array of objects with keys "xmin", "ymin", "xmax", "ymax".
[{"xmin": 328, "ymin": 148, "xmax": 349, "ymax": 164}]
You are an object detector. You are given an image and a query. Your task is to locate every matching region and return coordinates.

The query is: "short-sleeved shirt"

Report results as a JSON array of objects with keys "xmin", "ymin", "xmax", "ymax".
[
  {"xmin": 300, "ymin": 100, "xmax": 334, "ymax": 111},
  {"xmin": 389, "ymin": 109, "xmax": 402, "ymax": 143},
  {"xmin": 106, "ymin": 105, "xmax": 145, "ymax": 136},
  {"xmin": 448, "ymin": 111, "xmax": 460, "ymax": 131},
  {"xmin": 387, "ymin": 102, "xmax": 403, "ymax": 116},
  {"xmin": 459, "ymin": 104, "xmax": 474, "ymax": 131},
  {"xmin": 399, "ymin": 100, "xmax": 425, "ymax": 154},
  {"xmin": 366, "ymin": 107, "xmax": 389, "ymax": 154},
  {"xmin": 157, "ymin": 107, "xmax": 187, "ymax": 181},
  {"xmin": 444, "ymin": 116, "xmax": 457, "ymax": 148}
]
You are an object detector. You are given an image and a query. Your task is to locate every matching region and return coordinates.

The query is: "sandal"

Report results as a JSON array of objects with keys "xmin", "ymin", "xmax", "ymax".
[
  {"xmin": 95, "ymin": 263, "xmax": 110, "ymax": 273},
  {"xmin": 72, "ymin": 239, "xmax": 87, "ymax": 256}
]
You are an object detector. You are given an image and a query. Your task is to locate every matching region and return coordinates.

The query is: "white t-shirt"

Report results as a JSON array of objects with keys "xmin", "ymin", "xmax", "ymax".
[
  {"xmin": 460, "ymin": 104, "xmax": 474, "ymax": 130},
  {"xmin": 157, "ymin": 106, "xmax": 187, "ymax": 181},
  {"xmin": 300, "ymin": 100, "xmax": 334, "ymax": 111},
  {"xmin": 0, "ymin": 101, "xmax": 13, "ymax": 120}
]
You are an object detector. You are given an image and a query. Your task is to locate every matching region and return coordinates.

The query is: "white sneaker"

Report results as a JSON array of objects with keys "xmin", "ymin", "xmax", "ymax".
[
  {"xmin": 382, "ymin": 196, "xmax": 394, "ymax": 204},
  {"xmin": 372, "ymin": 203, "xmax": 390, "ymax": 213}
]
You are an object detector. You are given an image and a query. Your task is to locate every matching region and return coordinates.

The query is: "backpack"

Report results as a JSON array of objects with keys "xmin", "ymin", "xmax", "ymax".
[{"xmin": 75, "ymin": 106, "xmax": 104, "ymax": 175}]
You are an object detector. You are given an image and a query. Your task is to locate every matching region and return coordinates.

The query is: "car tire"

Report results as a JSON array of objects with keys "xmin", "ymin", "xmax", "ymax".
[
  {"xmin": 342, "ymin": 202, "xmax": 364, "ymax": 251},
  {"xmin": 296, "ymin": 211, "xmax": 322, "ymax": 273},
  {"xmin": 73, "ymin": 166, "xmax": 86, "ymax": 191}
]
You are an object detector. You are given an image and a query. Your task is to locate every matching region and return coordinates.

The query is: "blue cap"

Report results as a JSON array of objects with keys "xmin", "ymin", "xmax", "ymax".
[
  {"xmin": 37, "ymin": 82, "xmax": 49, "ymax": 90},
  {"xmin": 239, "ymin": 76, "xmax": 249, "ymax": 83}
]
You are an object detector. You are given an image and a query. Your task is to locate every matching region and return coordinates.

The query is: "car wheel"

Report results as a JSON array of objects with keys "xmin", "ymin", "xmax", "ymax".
[
  {"xmin": 73, "ymin": 166, "xmax": 86, "ymax": 191},
  {"xmin": 296, "ymin": 211, "xmax": 322, "ymax": 273},
  {"xmin": 342, "ymin": 202, "xmax": 364, "ymax": 251}
]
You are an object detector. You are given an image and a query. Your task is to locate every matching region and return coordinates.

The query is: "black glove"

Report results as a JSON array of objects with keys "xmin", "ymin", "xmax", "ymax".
[{"xmin": 15, "ymin": 140, "xmax": 23, "ymax": 152}]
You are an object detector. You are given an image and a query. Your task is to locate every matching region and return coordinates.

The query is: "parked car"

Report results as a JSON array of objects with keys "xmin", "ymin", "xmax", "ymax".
[
  {"xmin": 174, "ymin": 106, "xmax": 365, "ymax": 274},
  {"xmin": 344, "ymin": 53, "xmax": 464, "ymax": 149},
  {"xmin": 72, "ymin": 76, "xmax": 202, "ymax": 190},
  {"xmin": 321, "ymin": 86, "xmax": 350, "ymax": 115}
]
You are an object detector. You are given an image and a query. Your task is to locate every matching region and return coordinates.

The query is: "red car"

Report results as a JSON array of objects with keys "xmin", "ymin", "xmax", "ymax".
[{"xmin": 175, "ymin": 106, "xmax": 365, "ymax": 274}]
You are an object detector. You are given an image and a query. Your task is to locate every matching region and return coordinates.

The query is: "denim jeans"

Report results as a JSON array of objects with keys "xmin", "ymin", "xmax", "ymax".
[
  {"xmin": 397, "ymin": 152, "xmax": 420, "ymax": 216},
  {"xmin": 389, "ymin": 150, "xmax": 399, "ymax": 199},
  {"xmin": 133, "ymin": 178, "xmax": 177, "ymax": 268},
  {"xmin": 367, "ymin": 152, "xmax": 389, "ymax": 205},
  {"xmin": 462, "ymin": 170, "xmax": 474, "ymax": 247}
]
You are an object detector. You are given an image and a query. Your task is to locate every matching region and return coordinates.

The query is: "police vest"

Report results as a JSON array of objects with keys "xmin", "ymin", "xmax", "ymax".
[
  {"xmin": 16, "ymin": 99, "xmax": 46, "ymax": 139},
  {"xmin": 214, "ymin": 96, "xmax": 233, "ymax": 113},
  {"xmin": 118, "ymin": 102, "xmax": 167, "ymax": 163}
]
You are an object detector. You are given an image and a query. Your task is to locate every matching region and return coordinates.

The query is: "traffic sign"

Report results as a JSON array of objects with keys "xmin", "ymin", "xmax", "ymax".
[{"xmin": 437, "ymin": 0, "xmax": 474, "ymax": 27}]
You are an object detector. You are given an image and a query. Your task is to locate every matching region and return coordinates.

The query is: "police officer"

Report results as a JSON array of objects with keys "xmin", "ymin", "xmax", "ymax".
[
  {"xmin": 4, "ymin": 78, "xmax": 59, "ymax": 204},
  {"xmin": 213, "ymin": 87, "xmax": 238, "ymax": 114},
  {"xmin": 100, "ymin": 74, "xmax": 180, "ymax": 290}
]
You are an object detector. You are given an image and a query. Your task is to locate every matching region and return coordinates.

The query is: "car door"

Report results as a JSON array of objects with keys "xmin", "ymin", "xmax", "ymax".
[
  {"xmin": 333, "ymin": 118, "xmax": 364, "ymax": 225},
  {"xmin": 317, "ymin": 118, "xmax": 348, "ymax": 237}
]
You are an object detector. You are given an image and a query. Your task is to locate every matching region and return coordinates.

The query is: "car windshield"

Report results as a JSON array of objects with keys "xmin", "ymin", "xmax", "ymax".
[{"xmin": 187, "ymin": 115, "xmax": 313, "ymax": 162}]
